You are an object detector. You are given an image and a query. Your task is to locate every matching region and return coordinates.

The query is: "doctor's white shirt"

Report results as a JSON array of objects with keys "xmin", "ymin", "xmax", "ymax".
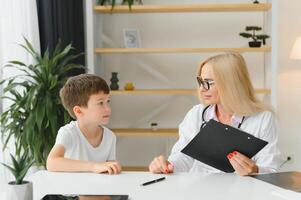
[{"xmin": 168, "ymin": 104, "xmax": 281, "ymax": 174}]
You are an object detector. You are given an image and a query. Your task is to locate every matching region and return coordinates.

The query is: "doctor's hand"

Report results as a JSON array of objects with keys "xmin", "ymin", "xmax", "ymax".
[
  {"xmin": 227, "ymin": 151, "xmax": 258, "ymax": 176},
  {"xmin": 149, "ymin": 155, "xmax": 174, "ymax": 174}
]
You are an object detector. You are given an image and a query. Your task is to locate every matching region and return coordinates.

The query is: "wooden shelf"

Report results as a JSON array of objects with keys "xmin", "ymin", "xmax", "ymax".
[
  {"xmin": 94, "ymin": 3, "xmax": 271, "ymax": 13},
  {"xmin": 110, "ymin": 89, "xmax": 271, "ymax": 95},
  {"xmin": 122, "ymin": 166, "xmax": 148, "ymax": 171},
  {"xmin": 95, "ymin": 47, "xmax": 271, "ymax": 54},
  {"xmin": 112, "ymin": 128, "xmax": 178, "ymax": 137}
]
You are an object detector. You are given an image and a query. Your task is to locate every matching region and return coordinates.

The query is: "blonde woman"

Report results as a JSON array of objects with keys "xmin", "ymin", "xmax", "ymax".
[{"xmin": 149, "ymin": 52, "xmax": 281, "ymax": 176}]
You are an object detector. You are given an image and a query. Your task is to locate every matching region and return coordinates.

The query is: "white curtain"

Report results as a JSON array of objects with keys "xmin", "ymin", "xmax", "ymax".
[{"xmin": 0, "ymin": 0, "xmax": 40, "ymax": 195}]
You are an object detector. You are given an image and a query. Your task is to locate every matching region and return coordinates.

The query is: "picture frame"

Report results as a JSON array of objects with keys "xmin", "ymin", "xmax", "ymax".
[{"xmin": 123, "ymin": 28, "xmax": 141, "ymax": 48}]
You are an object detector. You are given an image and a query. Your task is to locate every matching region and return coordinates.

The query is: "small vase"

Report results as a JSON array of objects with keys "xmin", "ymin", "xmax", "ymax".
[
  {"xmin": 110, "ymin": 72, "xmax": 119, "ymax": 90},
  {"xmin": 6, "ymin": 181, "xmax": 33, "ymax": 200}
]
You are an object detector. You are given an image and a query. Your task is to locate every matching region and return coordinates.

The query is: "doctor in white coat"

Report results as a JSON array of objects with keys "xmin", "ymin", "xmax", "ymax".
[{"xmin": 149, "ymin": 52, "xmax": 281, "ymax": 176}]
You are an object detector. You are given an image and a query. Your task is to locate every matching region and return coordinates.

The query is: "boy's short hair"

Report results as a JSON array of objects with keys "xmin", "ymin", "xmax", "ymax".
[{"xmin": 60, "ymin": 74, "xmax": 110, "ymax": 119}]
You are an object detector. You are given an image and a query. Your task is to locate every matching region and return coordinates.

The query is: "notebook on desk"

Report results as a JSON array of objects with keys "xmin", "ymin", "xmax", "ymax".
[
  {"xmin": 251, "ymin": 171, "xmax": 301, "ymax": 192},
  {"xmin": 181, "ymin": 119, "xmax": 268, "ymax": 172}
]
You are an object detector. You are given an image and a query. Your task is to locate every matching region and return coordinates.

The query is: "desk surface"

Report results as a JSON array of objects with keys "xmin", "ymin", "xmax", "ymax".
[{"xmin": 29, "ymin": 171, "xmax": 301, "ymax": 200}]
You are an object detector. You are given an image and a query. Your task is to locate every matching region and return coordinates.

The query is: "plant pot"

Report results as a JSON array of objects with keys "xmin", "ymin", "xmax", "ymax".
[
  {"xmin": 248, "ymin": 41, "xmax": 261, "ymax": 48},
  {"xmin": 6, "ymin": 181, "xmax": 33, "ymax": 200}
]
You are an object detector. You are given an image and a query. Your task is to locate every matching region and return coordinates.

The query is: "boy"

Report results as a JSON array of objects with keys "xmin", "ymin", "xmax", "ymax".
[{"xmin": 47, "ymin": 74, "xmax": 121, "ymax": 174}]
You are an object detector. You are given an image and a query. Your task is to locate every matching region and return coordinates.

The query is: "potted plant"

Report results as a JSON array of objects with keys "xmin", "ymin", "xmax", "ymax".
[
  {"xmin": 0, "ymin": 37, "xmax": 84, "ymax": 167},
  {"xmin": 1, "ymin": 151, "xmax": 34, "ymax": 200},
  {"xmin": 97, "ymin": 0, "xmax": 143, "ymax": 11},
  {"xmin": 239, "ymin": 26, "xmax": 270, "ymax": 48}
]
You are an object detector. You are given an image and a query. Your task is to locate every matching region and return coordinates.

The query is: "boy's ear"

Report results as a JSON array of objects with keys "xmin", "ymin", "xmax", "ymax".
[{"xmin": 73, "ymin": 106, "xmax": 83, "ymax": 117}]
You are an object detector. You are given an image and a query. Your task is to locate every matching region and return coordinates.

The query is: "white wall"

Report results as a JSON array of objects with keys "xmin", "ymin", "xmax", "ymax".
[{"xmin": 277, "ymin": 0, "xmax": 301, "ymax": 171}]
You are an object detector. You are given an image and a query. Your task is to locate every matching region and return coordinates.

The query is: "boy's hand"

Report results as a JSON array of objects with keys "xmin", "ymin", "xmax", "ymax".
[
  {"xmin": 149, "ymin": 155, "xmax": 174, "ymax": 174},
  {"xmin": 92, "ymin": 161, "xmax": 122, "ymax": 174}
]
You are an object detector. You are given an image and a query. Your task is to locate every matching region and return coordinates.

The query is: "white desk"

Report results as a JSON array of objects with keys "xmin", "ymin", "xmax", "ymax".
[{"xmin": 29, "ymin": 171, "xmax": 301, "ymax": 200}]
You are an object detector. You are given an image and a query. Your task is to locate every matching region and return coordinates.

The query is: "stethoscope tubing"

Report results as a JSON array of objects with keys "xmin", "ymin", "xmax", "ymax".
[{"xmin": 200, "ymin": 105, "xmax": 245, "ymax": 129}]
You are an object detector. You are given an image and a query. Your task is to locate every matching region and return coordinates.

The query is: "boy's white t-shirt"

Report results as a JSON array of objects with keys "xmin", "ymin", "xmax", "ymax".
[{"xmin": 55, "ymin": 121, "xmax": 116, "ymax": 162}]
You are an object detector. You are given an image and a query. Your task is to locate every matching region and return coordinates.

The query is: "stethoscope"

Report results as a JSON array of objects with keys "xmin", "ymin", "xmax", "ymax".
[{"xmin": 200, "ymin": 105, "xmax": 245, "ymax": 129}]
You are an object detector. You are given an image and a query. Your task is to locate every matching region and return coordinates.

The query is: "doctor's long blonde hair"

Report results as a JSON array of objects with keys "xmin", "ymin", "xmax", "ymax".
[{"xmin": 198, "ymin": 52, "xmax": 271, "ymax": 116}]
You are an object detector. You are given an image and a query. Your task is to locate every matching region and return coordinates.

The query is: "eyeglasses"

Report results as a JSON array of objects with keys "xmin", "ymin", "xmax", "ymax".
[{"xmin": 196, "ymin": 76, "xmax": 215, "ymax": 91}]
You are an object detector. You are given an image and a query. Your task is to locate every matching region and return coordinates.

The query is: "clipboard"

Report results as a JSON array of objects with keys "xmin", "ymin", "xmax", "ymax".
[{"xmin": 181, "ymin": 119, "xmax": 268, "ymax": 172}]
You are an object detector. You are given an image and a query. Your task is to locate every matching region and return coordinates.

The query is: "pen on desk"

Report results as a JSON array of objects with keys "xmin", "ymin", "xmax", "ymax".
[{"xmin": 141, "ymin": 177, "xmax": 166, "ymax": 186}]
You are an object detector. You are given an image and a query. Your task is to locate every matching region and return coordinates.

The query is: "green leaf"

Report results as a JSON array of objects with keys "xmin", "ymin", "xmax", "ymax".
[
  {"xmin": 239, "ymin": 33, "xmax": 252, "ymax": 38},
  {"xmin": 22, "ymin": 36, "xmax": 39, "ymax": 57},
  {"xmin": 17, "ymin": 160, "xmax": 34, "ymax": 184},
  {"xmin": 8, "ymin": 60, "xmax": 27, "ymax": 66},
  {"xmin": 10, "ymin": 153, "xmax": 20, "ymax": 173},
  {"xmin": 35, "ymin": 101, "xmax": 45, "ymax": 131},
  {"xmin": 1, "ymin": 163, "xmax": 18, "ymax": 178},
  {"xmin": 246, "ymin": 26, "xmax": 262, "ymax": 31},
  {"xmin": 257, "ymin": 35, "xmax": 270, "ymax": 39},
  {"xmin": 0, "ymin": 79, "xmax": 5, "ymax": 85},
  {"xmin": 52, "ymin": 44, "xmax": 73, "ymax": 66}
]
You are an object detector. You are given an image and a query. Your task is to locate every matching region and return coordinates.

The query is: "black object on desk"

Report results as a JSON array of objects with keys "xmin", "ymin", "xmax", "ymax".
[
  {"xmin": 251, "ymin": 171, "xmax": 301, "ymax": 192},
  {"xmin": 42, "ymin": 194, "xmax": 129, "ymax": 200},
  {"xmin": 141, "ymin": 177, "xmax": 166, "ymax": 186},
  {"xmin": 181, "ymin": 119, "xmax": 268, "ymax": 172}
]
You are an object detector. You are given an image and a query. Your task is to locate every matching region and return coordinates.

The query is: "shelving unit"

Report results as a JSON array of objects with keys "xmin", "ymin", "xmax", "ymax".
[{"xmin": 85, "ymin": 0, "xmax": 277, "ymax": 171}]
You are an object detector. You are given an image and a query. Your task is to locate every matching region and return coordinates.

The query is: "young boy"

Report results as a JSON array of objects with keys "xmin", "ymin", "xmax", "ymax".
[{"xmin": 47, "ymin": 74, "xmax": 121, "ymax": 174}]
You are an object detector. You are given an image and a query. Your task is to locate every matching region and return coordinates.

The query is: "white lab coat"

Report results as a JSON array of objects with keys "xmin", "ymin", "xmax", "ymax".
[{"xmin": 168, "ymin": 104, "xmax": 282, "ymax": 174}]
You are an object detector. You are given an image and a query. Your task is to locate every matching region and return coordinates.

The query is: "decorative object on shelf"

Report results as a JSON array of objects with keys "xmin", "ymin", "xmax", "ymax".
[
  {"xmin": 124, "ymin": 82, "xmax": 135, "ymax": 90},
  {"xmin": 110, "ymin": 72, "xmax": 120, "ymax": 90},
  {"xmin": 97, "ymin": 0, "xmax": 143, "ymax": 11},
  {"xmin": 151, "ymin": 123, "xmax": 158, "ymax": 131},
  {"xmin": 123, "ymin": 28, "xmax": 141, "ymax": 48},
  {"xmin": 253, "ymin": 0, "xmax": 259, "ymax": 4},
  {"xmin": 239, "ymin": 26, "xmax": 270, "ymax": 47},
  {"xmin": 290, "ymin": 36, "xmax": 301, "ymax": 59},
  {"xmin": 0, "ymin": 37, "xmax": 84, "ymax": 167},
  {"xmin": 1, "ymin": 151, "xmax": 34, "ymax": 200}
]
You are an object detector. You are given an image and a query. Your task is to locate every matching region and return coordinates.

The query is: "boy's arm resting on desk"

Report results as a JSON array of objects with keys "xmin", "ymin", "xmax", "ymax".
[{"xmin": 46, "ymin": 144, "xmax": 121, "ymax": 174}]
